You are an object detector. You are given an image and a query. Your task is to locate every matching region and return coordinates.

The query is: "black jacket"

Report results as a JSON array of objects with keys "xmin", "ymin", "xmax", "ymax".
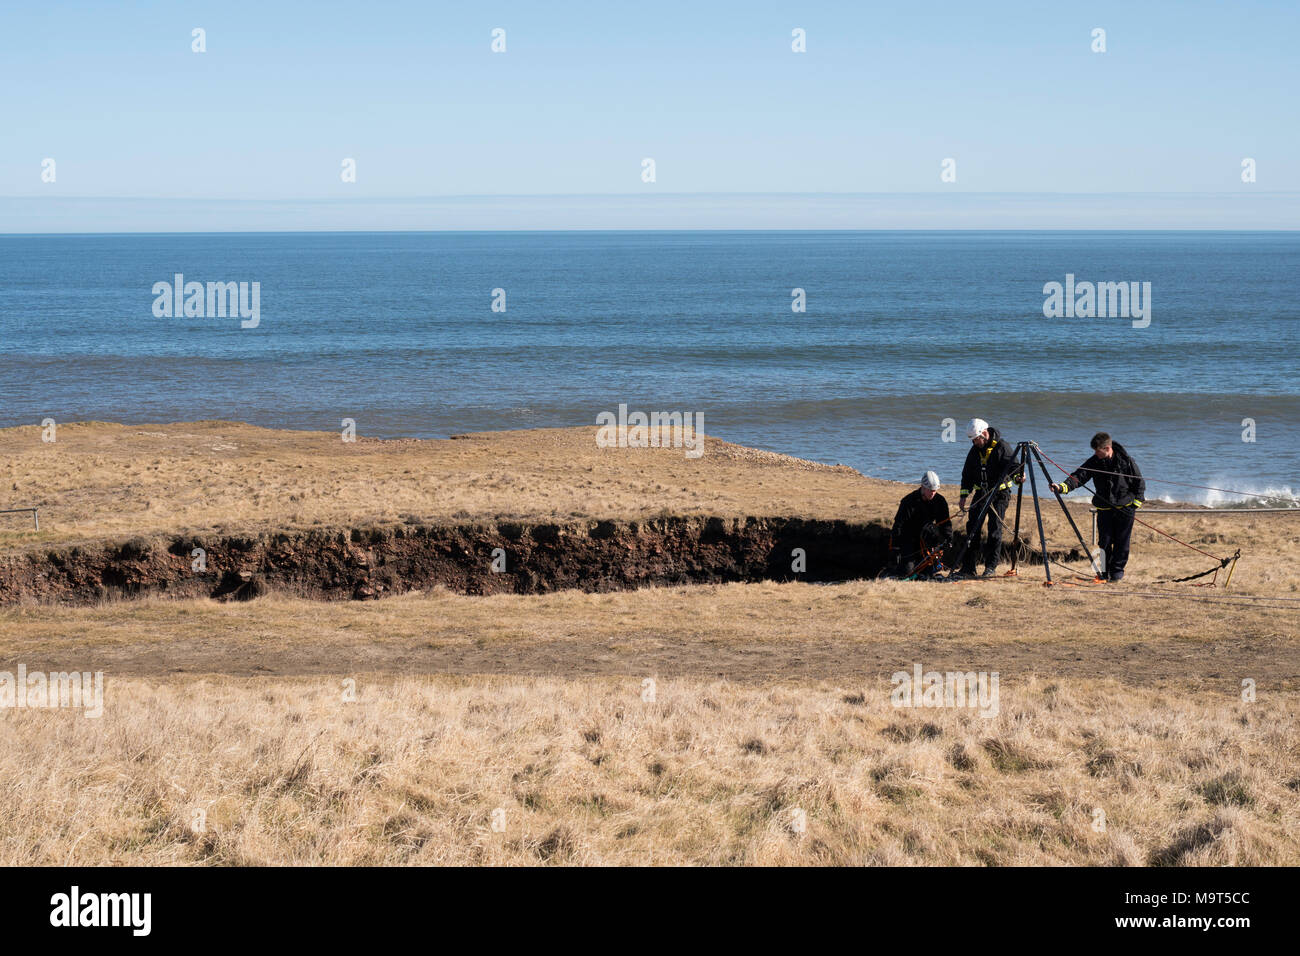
[
  {"xmin": 959, "ymin": 427, "xmax": 1019, "ymax": 500},
  {"xmin": 891, "ymin": 489, "xmax": 951, "ymax": 554},
  {"xmin": 1063, "ymin": 440, "xmax": 1146, "ymax": 508}
]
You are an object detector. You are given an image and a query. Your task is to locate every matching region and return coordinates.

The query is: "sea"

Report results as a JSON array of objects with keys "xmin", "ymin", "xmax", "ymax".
[{"xmin": 1, "ymin": 230, "xmax": 1297, "ymax": 505}]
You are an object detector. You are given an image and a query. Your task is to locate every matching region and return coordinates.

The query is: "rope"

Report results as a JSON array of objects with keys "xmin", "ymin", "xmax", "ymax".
[
  {"xmin": 1000, "ymin": 532, "xmax": 1100, "ymax": 583},
  {"xmin": 948, "ymin": 451, "xmax": 1027, "ymax": 572},
  {"xmin": 1155, "ymin": 549, "xmax": 1239, "ymax": 584},
  {"xmin": 1060, "ymin": 585, "xmax": 1300, "ymax": 612},
  {"xmin": 1137, "ymin": 519, "xmax": 1220, "ymax": 560},
  {"xmin": 1138, "ymin": 583, "xmax": 1300, "ymax": 603},
  {"xmin": 1046, "ymin": 555, "xmax": 1107, "ymax": 583},
  {"xmin": 934, "ymin": 557, "xmax": 1299, "ymax": 607},
  {"xmin": 887, "ymin": 443, "xmax": 1274, "ymax": 589},
  {"xmin": 1024, "ymin": 460, "xmax": 1300, "ymax": 507},
  {"xmin": 888, "ymin": 498, "xmax": 962, "ymax": 566},
  {"xmin": 880, "ymin": 470, "xmax": 1293, "ymax": 603},
  {"xmin": 952, "ymin": 554, "xmax": 1298, "ymax": 608},
  {"xmin": 902, "ymin": 545, "xmax": 946, "ymax": 580},
  {"xmin": 1034, "ymin": 444, "xmax": 1236, "ymax": 568}
]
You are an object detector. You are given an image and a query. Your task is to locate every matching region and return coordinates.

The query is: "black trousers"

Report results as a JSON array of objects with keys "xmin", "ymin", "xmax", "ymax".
[
  {"xmin": 963, "ymin": 491, "xmax": 1010, "ymax": 572},
  {"xmin": 1098, "ymin": 506, "xmax": 1136, "ymax": 578}
]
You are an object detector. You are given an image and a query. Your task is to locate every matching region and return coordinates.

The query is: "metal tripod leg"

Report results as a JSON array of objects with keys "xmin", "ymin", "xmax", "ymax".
[
  {"xmin": 1028, "ymin": 444, "xmax": 1103, "ymax": 578},
  {"xmin": 1024, "ymin": 445, "xmax": 1053, "ymax": 585},
  {"xmin": 1009, "ymin": 443, "xmax": 1026, "ymax": 575}
]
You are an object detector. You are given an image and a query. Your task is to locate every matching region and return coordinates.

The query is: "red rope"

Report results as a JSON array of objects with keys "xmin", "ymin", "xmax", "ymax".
[
  {"xmin": 1034, "ymin": 460, "xmax": 1299, "ymax": 505},
  {"xmin": 1134, "ymin": 517, "xmax": 1221, "ymax": 560},
  {"xmin": 1034, "ymin": 445, "xmax": 1225, "ymax": 562}
]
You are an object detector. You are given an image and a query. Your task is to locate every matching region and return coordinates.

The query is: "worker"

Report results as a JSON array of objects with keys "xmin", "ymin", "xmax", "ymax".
[
  {"xmin": 955, "ymin": 418, "xmax": 1021, "ymax": 578},
  {"xmin": 889, "ymin": 471, "xmax": 951, "ymax": 578},
  {"xmin": 1052, "ymin": 432, "xmax": 1145, "ymax": 583}
]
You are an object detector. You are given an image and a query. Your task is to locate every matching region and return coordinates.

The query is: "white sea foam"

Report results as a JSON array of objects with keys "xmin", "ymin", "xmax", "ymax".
[{"xmin": 1192, "ymin": 481, "xmax": 1300, "ymax": 509}]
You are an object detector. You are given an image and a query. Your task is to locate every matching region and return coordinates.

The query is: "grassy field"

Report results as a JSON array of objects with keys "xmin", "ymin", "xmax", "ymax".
[
  {"xmin": 0, "ymin": 421, "xmax": 878, "ymax": 550},
  {"xmin": 2, "ymin": 581, "xmax": 1297, "ymax": 687},
  {"xmin": 1, "ymin": 421, "xmax": 1298, "ymax": 865},
  {"xmin": 3, "ymin": 675, "xmax": 1295, "ymax": 866}
]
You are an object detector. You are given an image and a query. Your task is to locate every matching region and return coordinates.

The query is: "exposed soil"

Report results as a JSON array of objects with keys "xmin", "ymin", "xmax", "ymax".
[
  {"xmin": 0, "ymin": 516, "xmax": 881, "ymax": 605},
  {"xmin": 0, "ymin": 515, "xmax": 1089, "ymax": 607}
]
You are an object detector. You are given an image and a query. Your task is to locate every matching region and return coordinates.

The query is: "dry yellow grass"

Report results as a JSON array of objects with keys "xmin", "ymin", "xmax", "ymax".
[
  {"xmin": 1, "ymin": 581, "xmax": 1296, "ymax": 688},
  {"xmin": 0, "ymin": 421, "xmax": 877, "ymax": 551},
  {"xmin": 2, "ymin": 675, "xmax": 1294, "ymax": 866},
  {"xmin": 1, "ymin": 421, "xmax": 1297, "ymax": 866}
]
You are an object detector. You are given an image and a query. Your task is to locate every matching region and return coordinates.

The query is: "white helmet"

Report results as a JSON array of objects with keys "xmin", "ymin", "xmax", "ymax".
[
  {"xmin": 921, "ymin": 471, "xmax": 941, "ymax": 491},
  {"xmin": 966, "ymin": 418, "xmax": 989, "ymax": 439}
]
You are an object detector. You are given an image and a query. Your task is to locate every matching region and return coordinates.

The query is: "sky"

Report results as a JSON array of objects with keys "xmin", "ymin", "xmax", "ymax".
[{"xmin": 2, "ymin": 0, "xmax": 1298, "ymax": 230}]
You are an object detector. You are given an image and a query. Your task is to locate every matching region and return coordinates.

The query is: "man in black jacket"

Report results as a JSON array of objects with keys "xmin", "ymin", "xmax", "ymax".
[
  {"xmin": 889, "ymin": 471, "xmax": 951, "ymax": 578},
  {"xmin": 1053, "ymin": 432, "xmax": 1145, "ymax": 582},
  {"xmin": 956, "ymin": 418, "xmax": 1021, "ymax": 578}
]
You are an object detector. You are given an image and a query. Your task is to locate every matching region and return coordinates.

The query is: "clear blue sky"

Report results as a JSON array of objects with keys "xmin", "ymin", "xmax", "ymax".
[{"xmin": 3, "ymin": 0, "xmax": 1297, "ymax": 228}]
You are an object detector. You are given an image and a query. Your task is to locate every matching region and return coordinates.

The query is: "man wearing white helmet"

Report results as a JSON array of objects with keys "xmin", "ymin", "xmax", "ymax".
[
  {"xmin": 954, "ymin": 418, "xmax": 1022, "ymax": 578},
  {"xmin": 888, "ymin": 470, "xmax": 952, "ymax": 578}
]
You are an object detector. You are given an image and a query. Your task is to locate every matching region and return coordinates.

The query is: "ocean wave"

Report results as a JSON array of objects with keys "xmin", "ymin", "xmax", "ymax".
[{"xmin": 1194, "ymin": 482, "xmax": 1300, "ymax": 509}]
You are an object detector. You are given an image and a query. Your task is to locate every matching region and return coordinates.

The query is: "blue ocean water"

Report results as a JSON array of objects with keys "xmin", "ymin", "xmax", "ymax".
[{"xmin": 1, "ymin": 230, "xmax": 1297, "ymax": 504}]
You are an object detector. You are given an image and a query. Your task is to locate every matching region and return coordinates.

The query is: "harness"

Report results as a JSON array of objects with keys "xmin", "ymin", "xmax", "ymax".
[{"xmin": 963, "ymin": 441, "xmax": 1015, "ymax": 497}]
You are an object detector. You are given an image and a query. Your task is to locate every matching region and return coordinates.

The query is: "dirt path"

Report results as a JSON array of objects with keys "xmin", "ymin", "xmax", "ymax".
[
  {"xmin": 4, "ymin": 577, "xmax": 1295, "ymax": 691},
  {"xmin": 13, "ymin": 632, "xmax": 1284, "ymax": 694}
]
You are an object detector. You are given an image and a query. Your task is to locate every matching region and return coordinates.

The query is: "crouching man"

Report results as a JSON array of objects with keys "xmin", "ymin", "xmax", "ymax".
[
  {"xmin": 889, "ymin": 471, "xmax": 952, "ymax": 578},
  {"xmin": 1052, "ymin": 432, "xmax": 1145, "ymax": 583}
]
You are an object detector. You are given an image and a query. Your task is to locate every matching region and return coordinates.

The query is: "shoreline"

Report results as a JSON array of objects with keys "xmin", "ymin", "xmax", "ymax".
[
  {"xmin": 2, "ymin": 417, "xmax": 1290, "ymax": 510},
  {"xmin": 2, "ymin": 419, "xmax": 1296, "ymax": 604}
]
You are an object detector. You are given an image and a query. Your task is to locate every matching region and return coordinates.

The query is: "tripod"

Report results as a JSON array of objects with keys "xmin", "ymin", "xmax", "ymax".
[{"xmin": 953, "ymin": 441, "xmax": 1101, "ymax": 586}]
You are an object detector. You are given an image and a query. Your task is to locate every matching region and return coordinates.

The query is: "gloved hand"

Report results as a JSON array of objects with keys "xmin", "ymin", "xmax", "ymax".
[
  {"xmin": 1052, "ymin": 482, "xmax": 1070, "ymax": 494},
  {"xmin": 1133, "ymin": 500, "xmax": 1143, "ymax": 508}
]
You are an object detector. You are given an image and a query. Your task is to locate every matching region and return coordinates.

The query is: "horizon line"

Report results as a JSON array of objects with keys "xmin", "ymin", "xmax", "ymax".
[
  {"xmin": 5, "ymin": 190, "xmax": 1298, "ymax": 202},
  {"xmin": 6, "ymin": 228, "xmax": 1300, "ymax": 237},
  {"xmin": 9, "ymin": 192, "xmax": 1296, "ymax": 233}
]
